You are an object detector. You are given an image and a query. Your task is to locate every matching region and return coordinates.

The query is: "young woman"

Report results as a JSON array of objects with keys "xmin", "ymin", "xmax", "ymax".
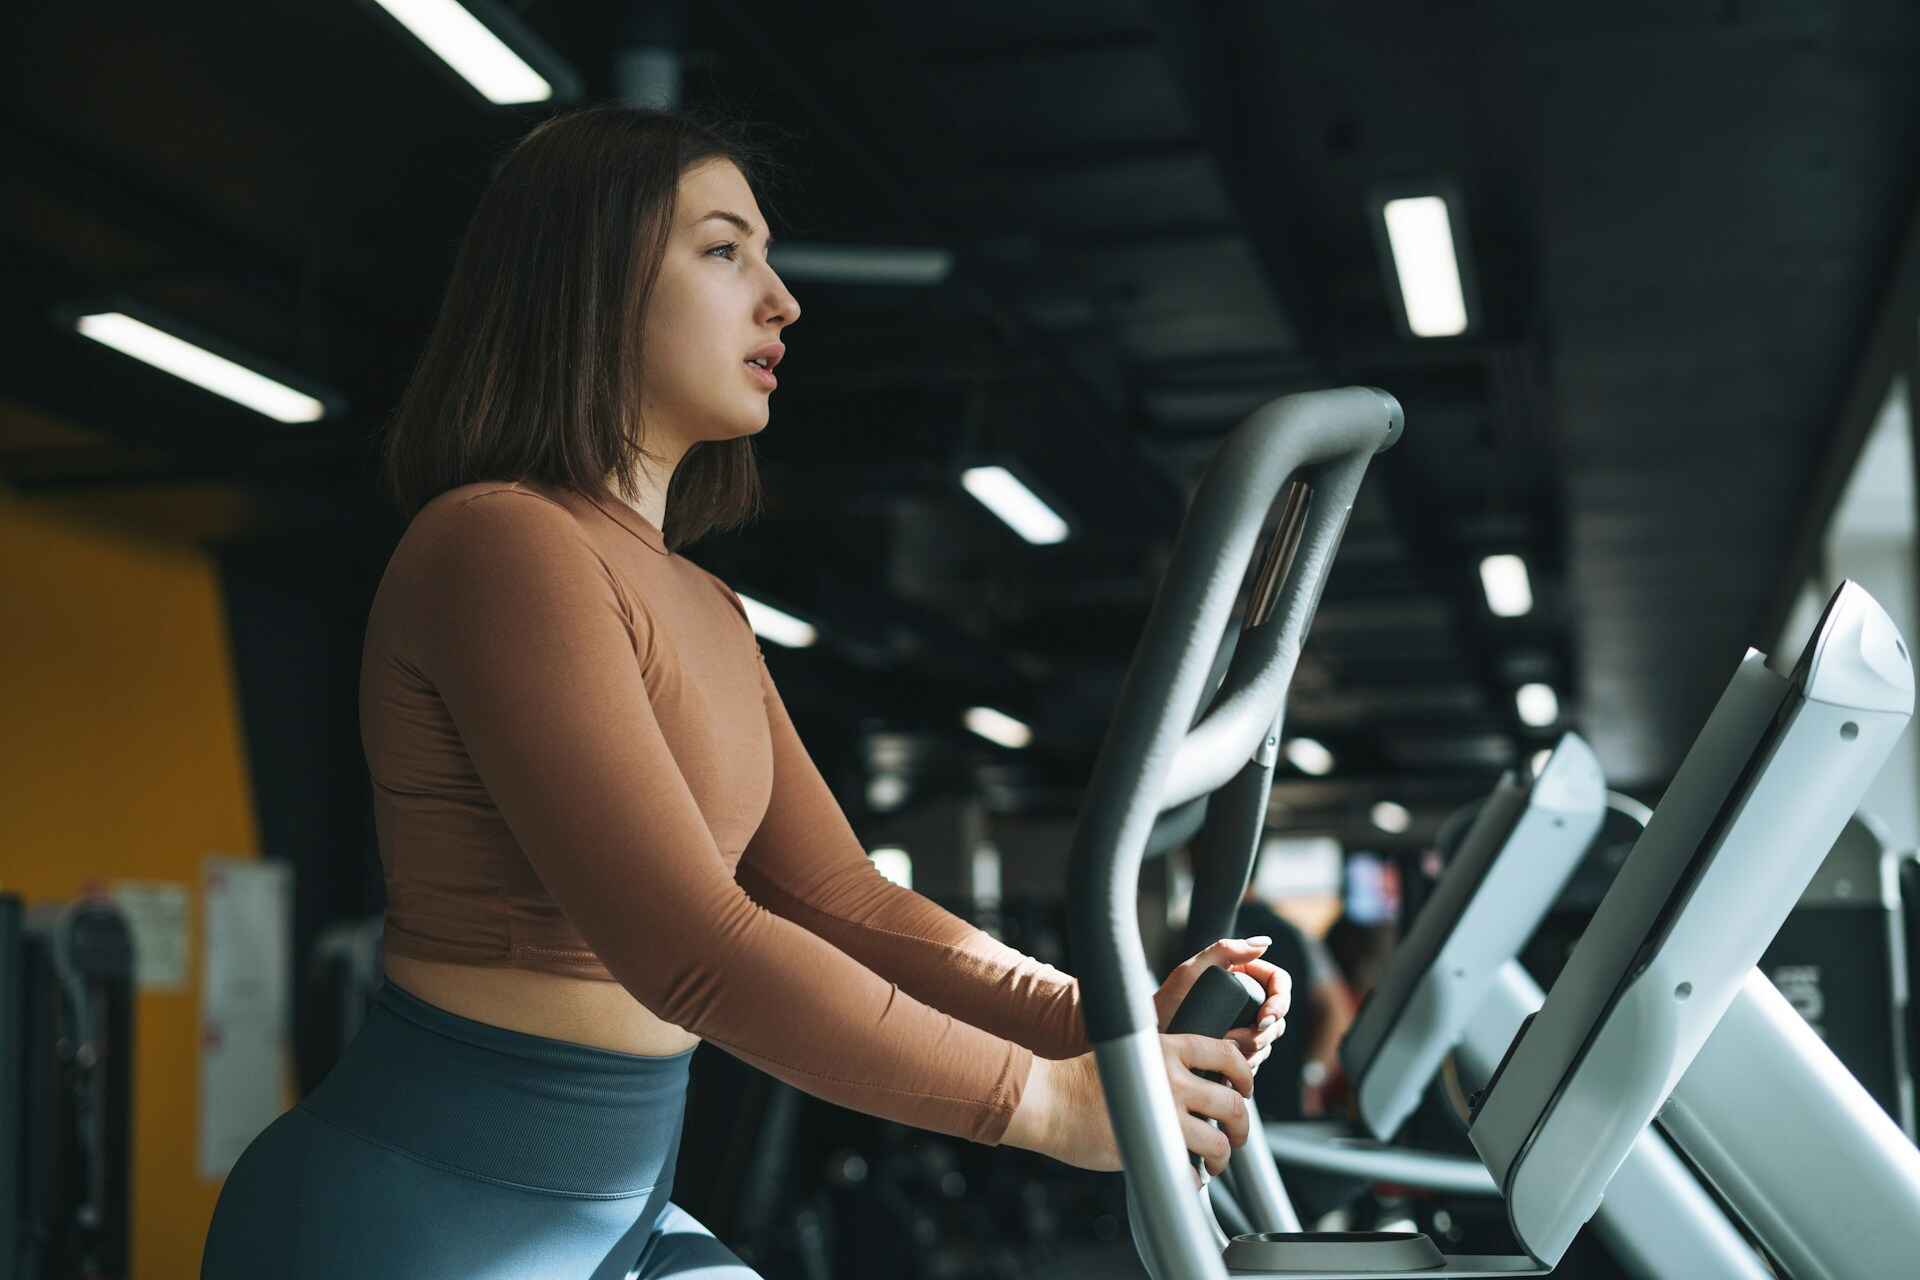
[{"xmin": 201, "ymin": 105, "xmax": 1291, "ymax": 1280}]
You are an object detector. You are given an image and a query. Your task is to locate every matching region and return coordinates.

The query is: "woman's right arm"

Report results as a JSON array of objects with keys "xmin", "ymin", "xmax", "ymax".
[
  {"xmin": 404, "ymin": 491, "xmax": 1038, "ymax": 1146},
  {"xmin": 1002, "ymin": 1055, "xmax": 1059, "ymax": 1155},
  {"xmin": 405, "ymin": 490, "xmax": 1252, "ymax": 1175},
  {"xmin": 1003, "ymin": 1038, "xmax": 1255, "ymax": 1188}
]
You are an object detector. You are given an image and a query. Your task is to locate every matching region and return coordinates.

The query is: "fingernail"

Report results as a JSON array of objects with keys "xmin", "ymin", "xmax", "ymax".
[
  {"xmin": 1258, "ymin": 1015, "xmax": 1277, "ymax": 1030},
  {"xmin": 1245, "ymin": 935, "xmax": 1272, "ymax": 945}
]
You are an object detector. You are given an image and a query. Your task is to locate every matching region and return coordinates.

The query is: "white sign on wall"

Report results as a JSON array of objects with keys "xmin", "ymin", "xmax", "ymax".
[
  {"xmin": 106, "ymin": 880, "xmax": 191, "ymax": 992},
  {"xmin": 197, "ymin": 855, "xmax": 292, "ymax": 1179}
]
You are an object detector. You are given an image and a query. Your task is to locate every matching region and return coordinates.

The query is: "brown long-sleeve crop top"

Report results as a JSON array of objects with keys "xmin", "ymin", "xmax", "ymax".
[{"xmin": 359, "ymin": 480, "xmax": 1088, "ymax": 1145}]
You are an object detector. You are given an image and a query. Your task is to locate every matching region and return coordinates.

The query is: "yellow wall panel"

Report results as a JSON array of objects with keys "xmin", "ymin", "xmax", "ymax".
[{"xmin": 1, "ymin": 496, "xmax": 276, "ymax": 1280}]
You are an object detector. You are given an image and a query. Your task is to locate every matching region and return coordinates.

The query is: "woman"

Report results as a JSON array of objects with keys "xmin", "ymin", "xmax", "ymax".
[{"xmin": 201, "ymin": 104, "xmax": 1291, "ymax": 1280}]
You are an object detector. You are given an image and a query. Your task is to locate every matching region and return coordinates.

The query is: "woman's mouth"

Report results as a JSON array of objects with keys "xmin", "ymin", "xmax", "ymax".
[{"xmin": 744, "ymin": 360, "xmax": 777, "ymax": 390}]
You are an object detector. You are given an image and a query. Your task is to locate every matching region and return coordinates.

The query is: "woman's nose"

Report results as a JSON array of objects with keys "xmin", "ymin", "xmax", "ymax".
[{"xmin": 764, "ymin": 274, "xmax": 799, "ymax": 326}]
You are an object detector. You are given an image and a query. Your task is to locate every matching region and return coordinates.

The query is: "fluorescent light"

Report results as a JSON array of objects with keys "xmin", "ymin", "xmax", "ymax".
[
  {"xmin": 866, "ymin": 773, "xmax": 907, "ymax": 811},
  {"xmin": 1382, "ymin": 195, "xmax": 1469, "ymax": 338},
  {"xmin": 971, "ymin": 846, "xmax": 1002, "ymax": 907},
  {"xmin": 1253, "ymin": 833, "xmax": 1344, "ymax": 899},
  {"xmin": 370, "ymin": 0, "xmax": 554, "ymax": 104},
  {"xmin": 737, "ymin": 593, "xmax": 817, "ymax": 648},
  {"xmin": 961, "ymin": 466, "xmax": 1069, "ymax": 545},
  {"xmin": 1283, "ymin": 737, "xmax": 1334, "ymax": 776},
  {"xmin": 73, "ymin": 312, "xmax": 326, "ymax": 423},
  {"xmin": 1531, "ymin": 748, "xmax": 1553, "ymax": 776},
  {"xmin": 1371, "ymin": 801, "xmax": 1411, "ymax": 834},
  {"xmin": 870, "ymin": 847, "xmax": 913, "ymax": 889},
  {"xmin": 965, "ymin": 706, "xmax": 1032, "ymax": 749},
  {"xmin": 1479, "ymin": 554, "xmax": 1533, "ymax": 618},
  {"xmin": 768, "ymin": 243, "xmax": 953, "ymax": 286},
  {"xmin": 1516, "ymin": 683, "xmax": 1559, "ymax": 728}
]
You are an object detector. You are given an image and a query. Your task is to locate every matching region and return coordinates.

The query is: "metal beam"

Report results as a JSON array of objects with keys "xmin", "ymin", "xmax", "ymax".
[
  {"xmin": 706, "ymin": 0, "xmax": 1185, "ymax": 530},
  {"xmin": 919, "ymin": 29, "xmax": 1162, "ymax": 70},
  {"xmin": 978, "ymin": 136, "xmax": 1209, "ymax": 175},
  {"xmin": 1761, "ymin": 172, "xmax": 1920, "ymax": 645},
  {"xmin": 1035, "ymin": 220, "xmax": 1247, "ymax": 255},
  {"xmin": 1142, "ymin": 0, "xmax": 1327, "ymax": 366},
  {"xmin": 5, "ymin": 120, "xmax": 394, "ymax": 347}
]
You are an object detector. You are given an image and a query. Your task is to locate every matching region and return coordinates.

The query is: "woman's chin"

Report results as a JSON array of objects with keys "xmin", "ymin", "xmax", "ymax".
[{"xmin": 694, "ymin": 414, "xmax": 768, "ymax": 444}]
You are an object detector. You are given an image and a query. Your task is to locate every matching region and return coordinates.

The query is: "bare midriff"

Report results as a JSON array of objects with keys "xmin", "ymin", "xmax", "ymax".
[{"xmin": 384, "ymin": 952, "xmax": 703, "ymax": 1058}]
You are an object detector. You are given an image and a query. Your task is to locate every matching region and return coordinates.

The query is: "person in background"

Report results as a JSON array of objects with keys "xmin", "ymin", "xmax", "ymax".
[
  {"xmin": 1324, "ymin": 915, "xmax": 1397, "ymax": 1005},
  {"xmin": 1235, "ymin": 886, "xmax": 1357, "ymax": 1120}
]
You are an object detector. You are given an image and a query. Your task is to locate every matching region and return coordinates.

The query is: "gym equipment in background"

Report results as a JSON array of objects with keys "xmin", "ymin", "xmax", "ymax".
[
  {"xmin": 1, "ymin": 896, "xmax": 19, "ymax": 1278},
  {"xmin": 1759, "ymin": 812, "xmax": 1916, "ymax": 1139},
  {"xmin": 1901, "ymin": 850, "xmax": 1920, "ymax": 1122},
  {"xmin": 296, "ymin": 916, "xmax": 383, "ymax": 1095},
  {"xmin": 0, "ymin": 892, "xmax": 136, "ymax": 1280},
  {"xmin": 1056, "ymin": 382, "xmax": 1920, "ymax": 1277},
  {"xmin": 1260, "ymin": 734, "xmax": 1766, "ymax": 1278},
  {"xmin": 1342, "ymin": 733, "xmax": 1606, "ymax": 1142}
]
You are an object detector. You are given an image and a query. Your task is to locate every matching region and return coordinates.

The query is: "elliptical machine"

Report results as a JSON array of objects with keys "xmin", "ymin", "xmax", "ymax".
[{"xmin": 1064, "ymin": 386, "xmax": 1920, "ymax": 1277}]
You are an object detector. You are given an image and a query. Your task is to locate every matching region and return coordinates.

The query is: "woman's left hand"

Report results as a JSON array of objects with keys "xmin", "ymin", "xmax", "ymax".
[{"xmin": 1153, "ymin": 937, "xmax": 1293, "ymax": 1072}]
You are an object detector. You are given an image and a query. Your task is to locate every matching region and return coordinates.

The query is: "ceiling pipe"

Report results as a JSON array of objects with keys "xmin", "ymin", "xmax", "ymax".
[{"xmin": 613, "ymin": 0, "xmax": 685, "ymax": 110}]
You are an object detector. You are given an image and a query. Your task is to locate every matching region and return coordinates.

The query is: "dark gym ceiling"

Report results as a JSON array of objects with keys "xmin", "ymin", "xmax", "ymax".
[{"xmin": 6, "ymin": 1, "xmax": 1920, "ymax": 840}]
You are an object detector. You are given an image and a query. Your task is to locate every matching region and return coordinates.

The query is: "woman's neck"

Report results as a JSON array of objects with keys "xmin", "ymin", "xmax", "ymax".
[{"xmin": 607, "ymin": 458, "xmax": 676, "ymax": 533}]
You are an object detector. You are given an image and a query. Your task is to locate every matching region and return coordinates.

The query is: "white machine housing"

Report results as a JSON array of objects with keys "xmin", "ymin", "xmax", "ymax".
[
  {"xmin": 1467, "ymin": 580, "xmax": 1914, "ymax": 1265},
  {"xmin": 1343, "ymin": 732, "xmax": 1605, "ymax": 1140}
]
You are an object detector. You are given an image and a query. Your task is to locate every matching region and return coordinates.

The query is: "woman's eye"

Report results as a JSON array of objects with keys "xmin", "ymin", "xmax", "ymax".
[{"xmin": 707, "ymin": 242, "xmax": 739, "ymax": 260}]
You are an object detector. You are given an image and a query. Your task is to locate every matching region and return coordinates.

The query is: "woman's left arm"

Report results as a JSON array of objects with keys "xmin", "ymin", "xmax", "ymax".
[{"xmin": 734, "ymin": 642, "xmax": 1090, "ymax": 1060}]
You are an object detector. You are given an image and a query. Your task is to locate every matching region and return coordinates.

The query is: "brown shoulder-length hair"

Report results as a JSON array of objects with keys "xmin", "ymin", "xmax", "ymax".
[{"xmin": 378, "ymin": 104, "xmax": 784, "ymax": 551}]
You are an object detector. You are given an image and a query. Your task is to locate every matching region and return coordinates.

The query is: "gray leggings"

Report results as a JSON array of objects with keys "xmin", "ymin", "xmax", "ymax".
[{"xmin": 201, "ymin": 978, "xmax": 759, "ymax": 1279}]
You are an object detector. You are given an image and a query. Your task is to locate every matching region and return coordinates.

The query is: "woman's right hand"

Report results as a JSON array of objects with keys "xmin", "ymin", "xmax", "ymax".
[{"xmin": 1045, "ymin": 1034, "xmax": 1254, "ymax": 1190}]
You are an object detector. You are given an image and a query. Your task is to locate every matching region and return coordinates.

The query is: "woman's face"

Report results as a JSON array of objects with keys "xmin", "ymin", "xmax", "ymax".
[{"xmin": 637, "ymin": 158, "xmax": 800, "ymax": 459}]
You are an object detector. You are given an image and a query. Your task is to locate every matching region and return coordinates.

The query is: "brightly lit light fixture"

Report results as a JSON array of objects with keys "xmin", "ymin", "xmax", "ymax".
[
  {"xmin": 1382, "ymin": 195, "xmax": 1469, "ymax": 338},
  {"xmin": 1516, "ymin": 683, "xmax": 1560, "ymax": 728},
  {"xmin": 1479, "ymin": 554, "xmax": 1534, "ymax": 618},
  {"xmin": 737, "ymin": 593, "xmax": 817, "ymax": 649},
  {"xmin": 72, "ymin": 311, "xmax": 328, "ymax": 423},
  {"xmin": 869, "ymin": 847, "xmax": 913, "ymax": 889},
  {"xmin": 1283, "ymin": 737, "xmax": 1335, "ymax": 776},
  {"xmin": 965, "ymin": 706, "xmax": 1033, "ymax": 749},
  {"xmin": 971, "ymin": 846, "xmax": 1002, "ymax": 907},
  {"xmin": 961, "ymin": 466, "xmax": 1069, "ymax": 545},
  {"xmin": 1371, "ymin": 801, "xmax": 1411, "ymax": 834},
  {"xmin": 867, "ymin": 773, "xmax": 908, "ymax": 811},
  {"xmin": 769, "ymin": 243, "xmax": 953, "ymax": 286},
  {"xmin": 369, "ymin": 0, "xmax": 558, "ymax": 104}
]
